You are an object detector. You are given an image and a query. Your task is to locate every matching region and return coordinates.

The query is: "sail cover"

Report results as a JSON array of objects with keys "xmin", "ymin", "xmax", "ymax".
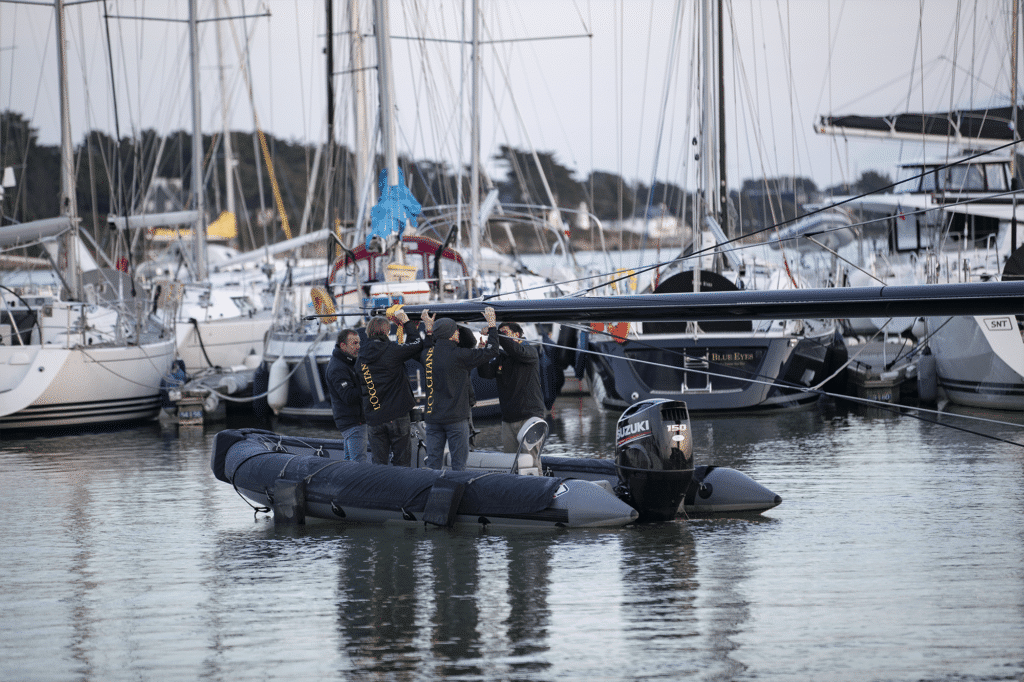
[{"xmin": 817, "ymin": 105, "xmax": 1023, "ymax": 144}]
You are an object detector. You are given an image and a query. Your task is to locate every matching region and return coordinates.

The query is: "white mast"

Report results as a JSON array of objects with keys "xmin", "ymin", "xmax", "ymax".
[
  {"xmin": 55, "ymin": 0, "xmax": 80, "ymax": 299},
  {"xmin": 469, "ymin": 0, "xmax": 481, "ymax": 281},
  {"xmin": 215, "ymin": 0, "xmax": 235, "ymax": 224},
  {"xmin": 188, "ymin": 0, "xmax": 208, "ymax": 279},
  {"xmin": 373, "ymin": 0, "xmax": 403, "ymax": 263},
  {"xmin": 351, "ymin": 0, "xmax": 372, "ymax": 227}
]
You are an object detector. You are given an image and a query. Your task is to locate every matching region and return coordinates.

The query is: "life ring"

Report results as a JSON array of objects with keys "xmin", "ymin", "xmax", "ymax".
[{"xmin": 310, "ymin": 286, "xmax": 337, "ymax": 324}]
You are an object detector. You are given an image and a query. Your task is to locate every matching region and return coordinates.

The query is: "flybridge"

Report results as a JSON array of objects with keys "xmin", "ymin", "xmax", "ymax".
[{"xmin": 398, "ymin": 281, "xmax": 1024, "ymax": 324}]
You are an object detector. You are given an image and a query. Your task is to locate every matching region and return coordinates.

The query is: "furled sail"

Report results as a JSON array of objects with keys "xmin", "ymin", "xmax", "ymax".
[{"xmin": 816, "ymin": 105, "xmax": 1023, "ymax": 145}]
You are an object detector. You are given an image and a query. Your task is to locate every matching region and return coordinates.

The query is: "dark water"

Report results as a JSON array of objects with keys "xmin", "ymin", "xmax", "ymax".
[{"xmin": 2, "ymin": 397, "xmax": 1023, "ymax": 682}]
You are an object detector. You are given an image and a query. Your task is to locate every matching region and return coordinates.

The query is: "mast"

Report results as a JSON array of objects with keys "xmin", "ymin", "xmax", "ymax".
[
  {"xmin": 699, "ymin": 0, "xmax": 716, "ymax": 228},
  {"xmin": 188, "ymin": 0, "xmax": 208, "ymax": 280},
  {"xmin": 323, "ymin": 0, "xmax": 337, "ymax": 245},
  {"xmin": 215, "ymin": 1, "xmax": 235, "ymax": 226},
  {"xmin": 373, "ymin": 0, "xmax": 403, "ymax": 263},
  {"xmin": 1012, "ymin": 0, "xmax": 1020, "ymax": 252},
  {"xmin": 55, "ymin": 0, "xmax": 80, "ymax": 299},
  {"xmin": 351, "ymin": 0, "xmax": 371, "ymax": 236},
  {"xmin": 717, "ymin": 0, "xmax": 728, "ymax": 240},
  {"xmin": 469, "ymin": 0, "xmax": 481, "ymax": 280}
]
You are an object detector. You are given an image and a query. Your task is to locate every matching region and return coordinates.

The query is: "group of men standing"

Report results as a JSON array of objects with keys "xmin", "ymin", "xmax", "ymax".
[{"xmin": 325, "ymin": 305, "xmax": 547, "ymax": 470}]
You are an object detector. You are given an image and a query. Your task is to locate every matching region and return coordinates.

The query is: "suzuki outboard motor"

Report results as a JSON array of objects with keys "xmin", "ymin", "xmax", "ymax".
[{"xmin": 615, "ymin": 399, "xmax": 693, "ymax": 522}]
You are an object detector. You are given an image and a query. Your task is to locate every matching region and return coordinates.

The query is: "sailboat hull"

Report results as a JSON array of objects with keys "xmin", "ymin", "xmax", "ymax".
[
  {"xmin": 175, "ymin": 314, "xmax": 271, "ymax": 372},
  {"xmin": 927, "ymin": 315, "xmax": 1024, "ymax": 410},
  {"xmin": 0, "ymin": 340, "xmax": 175, "ymax": 431}
]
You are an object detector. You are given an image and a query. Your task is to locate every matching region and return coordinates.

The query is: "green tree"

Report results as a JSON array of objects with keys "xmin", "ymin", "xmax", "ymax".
[
  {"xmin": 1, "ymin": 110, "xmax": 60, "ymax": 225},
  {"xmin": 585, "ymin": 170, "xmax": 635, "ymax": 221},
  {"xmin": 493, "ymin": 145, "xmax": 584, "ymax": 209}
]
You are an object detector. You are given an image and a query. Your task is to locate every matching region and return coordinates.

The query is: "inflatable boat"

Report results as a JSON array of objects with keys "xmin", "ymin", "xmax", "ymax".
[{"xmin": 211, "ymin": 398, "xmax": 778, "ymax": 528}]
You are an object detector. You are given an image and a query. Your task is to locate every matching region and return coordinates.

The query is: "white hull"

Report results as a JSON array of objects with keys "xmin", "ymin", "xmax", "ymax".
[
  {"xmin": 175, "ymin": 313, "xmax": 272, "ymax": 372},
  {"xmin": 0, "ymin": 340, "xmax": 175, "ymax": 430},
  {"xmin": 927, "ymin": 315, "xmax": 1024, "ymax": 411}
]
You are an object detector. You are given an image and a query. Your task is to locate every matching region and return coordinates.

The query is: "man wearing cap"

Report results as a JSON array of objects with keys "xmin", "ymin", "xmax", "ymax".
[
  {"xmin": 422, "ymin": 307, "xmax": 499, "ymax": 470},
  {"xmin": 358, "ymin": 308, "xmax": 434, "ymax": 466},
  {"xmin": 478, "ymin": 321, "xmax": 547, "ymax": 453}
]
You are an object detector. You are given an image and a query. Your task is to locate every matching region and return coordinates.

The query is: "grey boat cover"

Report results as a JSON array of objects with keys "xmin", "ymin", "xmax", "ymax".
[
  {"xmin": 542, "ymin": 455, "xmax": 618, "ymax": 477},
  {"xmin": 212, "ymin": 429, "xmax": 565, "ymax": 516}
]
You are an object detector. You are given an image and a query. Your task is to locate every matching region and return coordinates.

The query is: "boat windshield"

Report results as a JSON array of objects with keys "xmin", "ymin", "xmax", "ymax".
[{"xmin": 897, "ymin": 162, "xmax": 1001, "ymax": 193}]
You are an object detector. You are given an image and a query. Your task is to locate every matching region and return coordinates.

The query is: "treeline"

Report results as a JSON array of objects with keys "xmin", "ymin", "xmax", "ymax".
[{"xmin": 1, "ymin": 109, "xmax": 892, "ymax": 256}]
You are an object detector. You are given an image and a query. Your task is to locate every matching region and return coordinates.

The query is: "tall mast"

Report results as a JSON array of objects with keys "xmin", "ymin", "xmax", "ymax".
[
  {"xmin": 1011, "ymin": 0, "xmax": 1020, "ymax": 252},
  {"xmin": 373, "ymin": 0, "xmax": 403, "ymax": 263},
  {"xmin": 188, "ymin": 0, "xmax": 208, "ymax": 280},
  {"xmin": 469, "ymin": 0, "xmax": 481, "ymax": 280},
  {"xmin": 215, "ymin": 0, "xmax": 235, "ymax": 224},
  {"xmin": 55, "ymin": 0, "xmax": 80, "ymax": 299},
  {"xmin": 699, "ymin": 0, "xmax": 715, "ymax": 227},
  {"xmin": 324, "ymin": 0, "xmax": 337, "ymax": 243},
  {"xmin": 717, "ymin": 0, "xmax": 728, "ymax": 239},
  {"xmin": 351, "ymin": 0, "xmax": 371, "ymax": 231}
]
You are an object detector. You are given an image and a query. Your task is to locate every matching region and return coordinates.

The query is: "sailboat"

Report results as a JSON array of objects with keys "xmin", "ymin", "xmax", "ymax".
[
  {"xmin": 104, "ymin": 0, "xmax": 275, "ymax": 377},
  {"xmin": 576, "ymin": 0, "xmax": 844, "ymax": 412},
  {"xmin": 812, "ymin": 2, "xmax": 1024, "ymax": 410},
  {"xmin": 0, "ymin": 0, "xmax": 175, "ymax": 432},
  {"xmin": 257, "ymin": 0, "xmax": 579, "ymax": 423}
]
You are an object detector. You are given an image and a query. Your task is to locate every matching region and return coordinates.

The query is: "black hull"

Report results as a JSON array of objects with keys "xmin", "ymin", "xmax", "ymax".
[
  {"xmin": 211, "ymin": 429, "xmax": 640, "ymax": 528},
  {"xmin": 585, "ymin": 331, "xmax": 838, "ymax": 412}
]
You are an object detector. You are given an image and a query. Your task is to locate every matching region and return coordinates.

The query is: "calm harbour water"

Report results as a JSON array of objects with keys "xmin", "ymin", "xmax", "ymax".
[{"xmin": 2, "ymin": 395, "xmax": 1023, "ymax": 682}]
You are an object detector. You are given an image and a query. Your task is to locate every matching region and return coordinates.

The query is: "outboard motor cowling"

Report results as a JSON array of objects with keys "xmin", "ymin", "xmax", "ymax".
[{"xmin": 615, "ymin": 399, "xmax": 693, "ymax": 522}]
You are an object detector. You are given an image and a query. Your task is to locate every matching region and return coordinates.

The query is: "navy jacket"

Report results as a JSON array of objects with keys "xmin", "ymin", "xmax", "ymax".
[
  {"xmin": 357, "ymin": 320, "xmax": 424, "ymax": 426},
  {"xmin": 479, "ymin": 334, "xmax": 546, "ymax": 423},
  {"xmin": 326, "ymin": 346, "xmax": 364, "ymax": 431},
  {"xmin": 423, "ymin": 327, "xmax": 499, "ymax": 424}
]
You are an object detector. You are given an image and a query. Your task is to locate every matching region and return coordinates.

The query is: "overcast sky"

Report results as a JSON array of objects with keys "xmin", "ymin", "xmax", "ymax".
[{"xmin": 1, "ymin": 0, "xmax": 1019, "ymax": 193}]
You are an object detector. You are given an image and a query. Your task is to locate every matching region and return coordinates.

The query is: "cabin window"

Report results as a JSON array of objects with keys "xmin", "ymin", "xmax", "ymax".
[
  {"xmin": 891, "ymin": 213, "xmax": 921, "ymax": 251},
  {"xmin": 946, "ymin": 165, "xmax": 985, "ymax": 191},
  {"xmin": 919, "ymin": 169, "xmax": 937, "ymax": 192},
  {"xmin": 896, "ymin": 166, "xmax": 927, "ymax": 192},
  {"xmin": 984, "ymin": 164, "xmax": 1008, "ymax": 191}
]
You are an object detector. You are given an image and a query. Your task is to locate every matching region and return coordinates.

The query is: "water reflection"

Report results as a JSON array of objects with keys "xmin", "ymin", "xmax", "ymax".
[
  {"xmin": 3, "ymin": 394, "xmax": 1023, "ymax": 682},
  {"xmin": 336, "ymin": 526, "xmax": 422, "ymax": 676},
  {"xmin": 502, "ymin": 536, "xmax": 552, "ymax": 672}
]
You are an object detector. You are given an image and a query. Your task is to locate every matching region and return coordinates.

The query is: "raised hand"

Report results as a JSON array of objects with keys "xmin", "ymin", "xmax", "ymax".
[
  {"xmin": 421, "ymin": 309, "xmax": 436, "ymax": 333},
  {"xmin": 483, "ymin": 306, "xmax": 496, "ymax": 327}
]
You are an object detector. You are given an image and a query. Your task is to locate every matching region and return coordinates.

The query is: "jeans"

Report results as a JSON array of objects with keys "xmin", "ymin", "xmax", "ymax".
[
  {"xmin": 340, "ymin": 424, "xmax": 368, "ymax": 462},
  {"xmin": 368, "ymin": 416, "xmax": 412, "ymax": 466},
  {"xmin": 424, "ymin": 419, "xmax": 471, "ymax": 471}
]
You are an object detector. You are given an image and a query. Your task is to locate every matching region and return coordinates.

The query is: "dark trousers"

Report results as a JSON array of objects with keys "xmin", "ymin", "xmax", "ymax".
[{"xmin": 368, "ymin": 415, "xmax": 412, "ymax": 466}]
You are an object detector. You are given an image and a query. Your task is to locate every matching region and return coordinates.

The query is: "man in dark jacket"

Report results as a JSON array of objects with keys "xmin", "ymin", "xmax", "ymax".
[
  {"xmin": 422, "ymin": 307, "xmax": 498, "ymax": 471},
  {"xmin": 326, "ymin": 328, "xmax": 367, "ymax": 461},
  {"xmin": 358, "ymin": 308, "xmax": 434, "ymax": 466},
  {"xmin": 479, "ymin": 321, "xmax": 547, "ymax": 453}
]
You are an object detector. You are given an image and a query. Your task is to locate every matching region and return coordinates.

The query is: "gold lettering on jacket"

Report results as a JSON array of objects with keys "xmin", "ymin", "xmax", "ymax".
[
  {"xmin": 424, "ymin": 347, "xmax": 435, "ymax": 414},
  {"xmin": 361, "ymin": 363, "xmax": 380, "ymax": 411}
]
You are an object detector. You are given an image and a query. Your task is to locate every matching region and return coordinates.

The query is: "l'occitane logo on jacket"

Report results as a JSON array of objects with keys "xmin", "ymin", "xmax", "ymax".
[
  {"xmin": 361, "ymin": 362, "xmax": 380, "ymax": 412},
  {"xmin": 424, "ymin": 347, "xmax": 435, "ymax": 414}
]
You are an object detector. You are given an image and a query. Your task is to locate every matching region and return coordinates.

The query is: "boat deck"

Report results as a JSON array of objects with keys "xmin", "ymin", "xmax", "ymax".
[{"xmin": 844, "ymin": 338, "xmax": 920, "ymax": 405}]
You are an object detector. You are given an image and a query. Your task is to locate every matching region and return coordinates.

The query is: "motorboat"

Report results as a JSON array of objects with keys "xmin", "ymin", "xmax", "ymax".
[{"xmin": 212, "ymin": 398, "xmax": 777, "ymax": 528}]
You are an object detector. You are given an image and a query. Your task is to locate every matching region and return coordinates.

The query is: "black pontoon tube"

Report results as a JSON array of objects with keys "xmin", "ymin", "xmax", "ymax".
[{"xmin": 396, "ymin": 281, "xmax": 1024, "ymax": 324}]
